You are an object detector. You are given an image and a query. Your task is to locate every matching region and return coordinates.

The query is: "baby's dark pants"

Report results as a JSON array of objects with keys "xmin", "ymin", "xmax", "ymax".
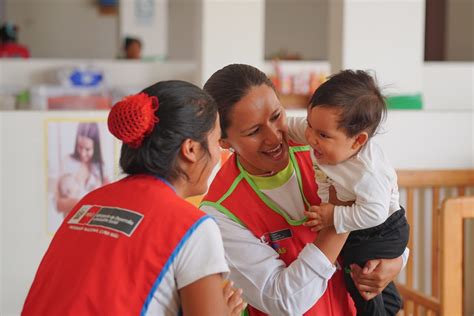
[{"xmin": 341, "ymin": 207, "xmax": 409, "ymax": 316}]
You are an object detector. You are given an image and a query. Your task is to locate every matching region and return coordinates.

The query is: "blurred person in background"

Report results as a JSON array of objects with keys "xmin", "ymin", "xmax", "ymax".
[
  {"xmin": 123, "ymin": 36, "xmax": 142, "ymax": 60},
  {"xmin": 0, "ymin": 22, "xmax": 30, "ymax": 58}
]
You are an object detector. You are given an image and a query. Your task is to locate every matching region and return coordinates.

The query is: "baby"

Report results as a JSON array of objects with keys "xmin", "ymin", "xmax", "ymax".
[
  {"xmin": 288, "ymin": 69, "xmax": 409, "ymax": 316},
  {"xmin": 58, "ymin": 173, "xmax": 81, "ymax": 199}
]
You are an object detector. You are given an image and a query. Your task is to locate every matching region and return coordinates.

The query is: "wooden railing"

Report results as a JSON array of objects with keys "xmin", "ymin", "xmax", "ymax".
[
  {"xmin": 397, "ymin": 284, "xmax": 440, "ymax": 315},
  {"xmin": 396, "ymin": 170, "xmax": 474, "ymax": 316},
  {"xmin": 440, "ymin": 196, "xmax": 474, "ymax": 315}
]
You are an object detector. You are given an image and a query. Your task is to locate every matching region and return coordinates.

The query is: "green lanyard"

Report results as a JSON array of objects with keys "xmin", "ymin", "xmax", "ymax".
[{"xmin": 236, "ymin": 146, "xmax": 311, "ymax": 226}]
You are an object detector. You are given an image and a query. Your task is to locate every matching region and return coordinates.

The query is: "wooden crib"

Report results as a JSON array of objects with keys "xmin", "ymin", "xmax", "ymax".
[{"xmin": 395, "ymin": 169, "xmax": 474, "ymax": 316}]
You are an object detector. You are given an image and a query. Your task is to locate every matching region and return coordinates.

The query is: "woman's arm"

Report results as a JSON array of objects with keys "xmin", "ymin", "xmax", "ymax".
[
  {"xmin": 286, "ymin": 116, "xmax": 308, "ymax": 144},
  {"xmin": 181, "ymin": 274, "xmax": 245, "ymax": 316},
  {"xmin": 56, "ymin": 196, "xmax": 79, "ymax": 216},
  {"xmin": 313, "ymin": 226, "xmax": 348, "ymax": 263},
  {"xmin": 180, "ymin": 274, "xmax": 229, "ymax": 315},
  {"xmin": 201, "ymin": 205, "xmax": 341, "ymax": 315},
  {"xmin": 55, "ymin": 176, "xmax": 79, "ymax": 216},
  {"xmin": 175, "ymin": 218, "xmax": 242, "ymax": 315}
]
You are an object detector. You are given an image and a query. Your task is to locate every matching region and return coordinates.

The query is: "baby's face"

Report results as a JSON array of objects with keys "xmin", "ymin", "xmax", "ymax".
[{"xmin": 304, "ymin": 106, "xmax": 359, "ymax": 165}]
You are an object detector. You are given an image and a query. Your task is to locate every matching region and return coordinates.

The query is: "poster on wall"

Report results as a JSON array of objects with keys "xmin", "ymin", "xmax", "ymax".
[
  {"xmin": 135, "ymin": 0, "xmax": 155, "ymax": 25},
  {"xmin": 45, "ymin": 119, "xmax": 117, "ymax": 234}
]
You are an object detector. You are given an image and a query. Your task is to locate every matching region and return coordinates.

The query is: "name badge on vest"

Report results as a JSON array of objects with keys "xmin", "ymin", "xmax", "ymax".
[
  {"xmin": 268, "ymin": 228, "xmax": 293, "ymax": 255},
  {"xmin": 269, "ymin": 228, "xmax": 293, "ymax": 242}
]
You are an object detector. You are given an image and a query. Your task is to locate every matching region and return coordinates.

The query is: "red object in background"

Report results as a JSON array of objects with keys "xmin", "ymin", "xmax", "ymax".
[
  {"xmin": 48, "ymin": 95, "xmax": 112, "ymax": 110},
  {"xmin": 0, "ymin": 43, "xmax": 30, "ymax": 58}
]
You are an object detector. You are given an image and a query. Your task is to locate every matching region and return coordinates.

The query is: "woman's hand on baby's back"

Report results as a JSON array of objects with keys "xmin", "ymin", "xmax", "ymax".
[{"xmin": 350, "ymin": 256, "xmax": 403, "ymax": 300}]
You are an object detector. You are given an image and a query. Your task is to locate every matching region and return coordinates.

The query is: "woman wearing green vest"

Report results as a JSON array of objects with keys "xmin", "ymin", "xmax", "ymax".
[{"xmin": 201, "ymin": 64, "xmax": 408, "ymax": 316}]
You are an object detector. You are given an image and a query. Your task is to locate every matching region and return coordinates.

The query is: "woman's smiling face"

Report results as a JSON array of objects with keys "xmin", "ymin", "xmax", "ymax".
[
  {"xmin": 220, "ymin": 84, "xmax": 289, "ymax": 176},
  {"xmin": 77, "ymin": 135, "xmax": 94, "ymax": 163}
]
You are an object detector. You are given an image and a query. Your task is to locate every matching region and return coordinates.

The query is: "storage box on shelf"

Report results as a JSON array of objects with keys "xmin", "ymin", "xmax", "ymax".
[
  {"xmin": 278, "ymin": 93, "xmax": 310, "ymax": 109},
  {"xmin": 265, "ymin": 60, "xmax": 329, "ymax": 110}
]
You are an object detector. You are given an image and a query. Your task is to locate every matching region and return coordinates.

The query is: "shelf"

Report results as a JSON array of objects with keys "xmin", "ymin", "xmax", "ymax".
[
  {"xmin": 279, "ymin": 93, "xmax": 310, "ymax": 109},
  {"xmin": 98, "ymin": 5, "xmax": 118, "ymax": 15}
]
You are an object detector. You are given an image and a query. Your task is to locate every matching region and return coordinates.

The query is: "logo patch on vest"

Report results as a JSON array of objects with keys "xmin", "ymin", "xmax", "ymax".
[
  {"xmin": 68, "ymin": 205, "xmax": 144, "ymax": 238},
  {"xmin": 269, "ymin": 228, "xmax": 293, "ymax": 242}
]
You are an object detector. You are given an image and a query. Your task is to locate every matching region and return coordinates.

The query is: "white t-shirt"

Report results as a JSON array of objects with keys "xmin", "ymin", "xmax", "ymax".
[
  {"xmin": 202, "ymin": 168, "xmax": 409, "ymax": 315},
  {"xmin": 144, "ymin": 217, "xmax": 229, "ymax": 316},
  {"xmin": 287, "ymin": 116, "xmax": 401, "ymax": 234}
]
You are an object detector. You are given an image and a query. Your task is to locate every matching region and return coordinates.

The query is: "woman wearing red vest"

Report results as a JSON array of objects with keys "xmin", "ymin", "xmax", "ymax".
[
  {"xmin": 22, "ymin": 81, "xmax": 245, "ymax": 315},
  {"xmin": 201, "ymin": 64, "xmax": 408, "ymax": 316}
]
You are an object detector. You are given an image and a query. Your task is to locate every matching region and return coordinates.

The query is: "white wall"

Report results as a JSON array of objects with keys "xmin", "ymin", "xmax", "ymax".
[
  {"xmin": 5, "ymin": 0, "xmax": 118, "ymax": 59},
  {"xmin": 167, "ymin": 0, "xmax": 198, "ymax": 61},
  {"xmin": 196, "ymin": 0, "xmax": 265, "ymax": 85},
  {"xmin": 264, "ymin": 0, "xmax": 328, "ymax": 60},
  {"xmin": 330, "ymin": 0, "xmax": 425, "ymax": 95},
  {"xmin": 422, "ymin": 62, "xmax": 474, "ymax": 110}
]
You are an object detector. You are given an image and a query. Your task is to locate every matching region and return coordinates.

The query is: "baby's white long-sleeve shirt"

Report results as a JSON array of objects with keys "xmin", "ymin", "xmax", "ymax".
[{"xmin": 287, "ymin": 116, "xmax": 401, "ymax": 234}]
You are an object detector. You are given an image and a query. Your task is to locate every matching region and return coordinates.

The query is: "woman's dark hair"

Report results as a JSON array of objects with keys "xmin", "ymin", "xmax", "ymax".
[
  {"xmin": 120, "ymin": 80, "xmax": 218, "ymax": 182},
  {"xmin": 203, "ymin": 64, "xmax": 275, "ymax": 138},
  {"xmin": 71, "ymin": 122, "xmax": 104, "ymax": 184},
  {"xmin": 309, "ymin": 69, "xmax": 387, "ymax": 138},
  {"xmin": 124, "ymin": 37, "xmax": 141, "ymax": 50},
  {"xmin": 0, "ymin": 22, "xmax": 18, "ymax": 43}
]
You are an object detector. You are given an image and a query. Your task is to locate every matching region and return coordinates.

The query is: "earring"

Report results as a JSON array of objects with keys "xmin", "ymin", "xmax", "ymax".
[{"xmin": 228, "ymin": 147, "xmax": 235, "ymax": 153}]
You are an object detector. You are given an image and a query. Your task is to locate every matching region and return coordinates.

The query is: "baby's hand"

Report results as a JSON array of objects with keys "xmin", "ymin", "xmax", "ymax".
[
  {"xmin": 223, "ymin": 279, "xmax": 247, "ymax": 316},
  {"xmin": 303, "ymin": 203, "xmax": 335, "ymax": 231}
]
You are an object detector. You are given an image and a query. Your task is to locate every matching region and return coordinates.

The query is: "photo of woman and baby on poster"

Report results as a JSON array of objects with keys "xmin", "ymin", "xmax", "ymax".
[{"xmin": 46, "ymin": 120, "xmax": 116, "ymax": 234}]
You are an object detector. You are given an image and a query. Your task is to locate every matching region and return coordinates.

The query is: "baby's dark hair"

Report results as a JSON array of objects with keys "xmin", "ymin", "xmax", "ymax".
[
  {"xmin": 309, "ymin": 70, "xmax": 387, "ymax": 138},
  {"xmin": 124, "ymin": 37, "xmax": 141, "ymax": 49}
]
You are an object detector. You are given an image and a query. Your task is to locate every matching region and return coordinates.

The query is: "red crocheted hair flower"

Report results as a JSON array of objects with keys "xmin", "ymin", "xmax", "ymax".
[{"xmin": 108, "ymin": 92, "xmax": 159, "ymax": 148}]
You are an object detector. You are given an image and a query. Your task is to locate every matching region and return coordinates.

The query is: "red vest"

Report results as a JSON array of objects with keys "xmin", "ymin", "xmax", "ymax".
[
  {"xmin": 22, "ymin": 175, "xmax": 205, "ymax": 315},
  {"xmin": 202, "ymin": 145, "xmax": 355, "ymax": 316}
]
